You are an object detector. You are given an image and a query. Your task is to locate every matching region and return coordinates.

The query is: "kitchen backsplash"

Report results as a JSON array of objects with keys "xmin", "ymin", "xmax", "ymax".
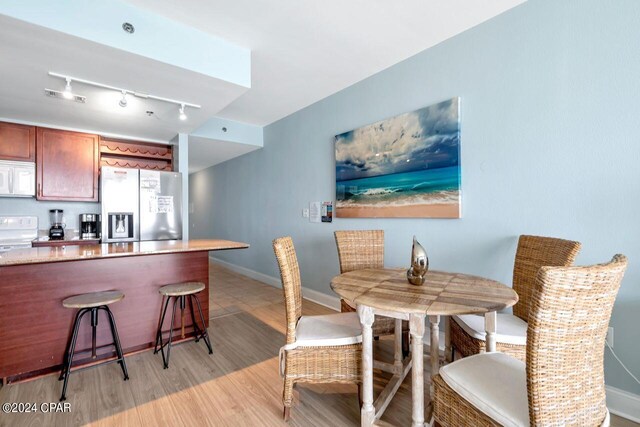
[{"xmin": 0, "ymin": 198, "xmax": 99, "ymax": 230}]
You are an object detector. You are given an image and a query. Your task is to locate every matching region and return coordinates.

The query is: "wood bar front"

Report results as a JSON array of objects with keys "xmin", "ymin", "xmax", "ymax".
[{"xmin": 0, "ymin": 240, "xmax": 248, "ymax": 382}]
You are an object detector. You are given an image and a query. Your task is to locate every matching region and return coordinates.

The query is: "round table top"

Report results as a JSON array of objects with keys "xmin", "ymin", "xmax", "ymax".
[{"xmin": 331, "ymin": 268, "xmax": 518, "ymax": 316}]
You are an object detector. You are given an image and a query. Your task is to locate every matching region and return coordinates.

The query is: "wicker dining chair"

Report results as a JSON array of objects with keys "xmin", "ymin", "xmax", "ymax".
[
  {"xmin": 334, "ymin": 230, "xmax": 409, "ymax": 356},
  {"xmin": 450, "ymin": 235, "xmax": 581, "ymax": 361},
  {"xmin": 273, "ymin": 236, "xmax": 362, "ymax": 421},
  {"xmin": 434, "ymin": 254, "xmax": 627, "ymax": 427}
]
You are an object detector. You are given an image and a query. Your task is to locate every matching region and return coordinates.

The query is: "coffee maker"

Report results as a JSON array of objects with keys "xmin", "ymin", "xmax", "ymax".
[
  {"xmin": 79, "ymin": 214, "xmax": 101, "ymax": 239},
  {"xmin": 49, "ymin": 209, "xmax": 65, "ymax": 240}
]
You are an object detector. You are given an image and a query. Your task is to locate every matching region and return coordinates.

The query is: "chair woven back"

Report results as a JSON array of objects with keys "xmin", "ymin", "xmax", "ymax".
[
  {"xmin": 512, "ymin": 235, "xmax": 581, "ymax": 321},
  {"xmin": 334, "ymin": 230, "xmax": 384, "ymax": 274},
  {"xmin": 273, "ymin": 236, "xmax": 303, "ymax": 345},
  {"xmin": 526, "ymin": 254, "xmax": 627, "ymax": 426}
]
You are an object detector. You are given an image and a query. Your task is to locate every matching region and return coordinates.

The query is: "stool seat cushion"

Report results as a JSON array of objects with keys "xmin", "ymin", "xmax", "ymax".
[
  {"xmin": 453, "ymin": 313, "xmax": 527, "ymax": 345},
  {"xmin": 295, "ymin": 312, "xmax": 362, "ymax": 347},
  {"xmin": 159, "ymin": 282, "xmax": 205, "ymax": 296},
  {"xmin": 63, "ymin": 290, "xmax": 124, "ymax": 308}
]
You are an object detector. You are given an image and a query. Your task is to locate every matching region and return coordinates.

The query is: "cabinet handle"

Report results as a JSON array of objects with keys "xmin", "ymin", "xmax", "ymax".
[
  {"xmin": 8, "ymin": 170, "xmax": 13, "ymax": 194},
  {"xmin": 37, "ymin": 183, "xmax": 41, "ymax": 197}
]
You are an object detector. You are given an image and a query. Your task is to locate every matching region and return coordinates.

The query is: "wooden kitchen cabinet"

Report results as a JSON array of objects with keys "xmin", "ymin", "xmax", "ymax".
[
  {"xmin": 0, "ymin": 121, "xmax": 36, "ymax": 161},
  {"xmin": 36, "ymin": 127, "xmax": 99, "ymax": 201}
]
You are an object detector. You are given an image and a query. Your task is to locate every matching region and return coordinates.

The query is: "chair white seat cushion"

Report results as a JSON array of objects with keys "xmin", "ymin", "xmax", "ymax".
[
  {"xmin": 439, "ymin": 352, "xmax": 529, "ymax": 427},
  {"xmin": 453, "ymin": 313, "xmax": 527, "ymax": 346},
  {"xmin": 439, "ymin": 352, "xmax": 611, "ymax": 427},
  {"xmin": 295, "ymin": 312, "xmax": 362, "ymax": 347}
]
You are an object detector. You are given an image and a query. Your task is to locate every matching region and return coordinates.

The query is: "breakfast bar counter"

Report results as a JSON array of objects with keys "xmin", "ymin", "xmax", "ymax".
[
  {"xmin": 0, "ymin": 239, "xmax": 249, "ymax": 382},
  {"xmin": 0, "ymin": 239, "xmax": 249, "ymax": 266}
]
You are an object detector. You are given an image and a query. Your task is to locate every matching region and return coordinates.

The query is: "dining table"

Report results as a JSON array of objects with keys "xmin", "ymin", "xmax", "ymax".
[{"xmin": 330, "ymin": 268, "xmax": 518, "ymax": 427}]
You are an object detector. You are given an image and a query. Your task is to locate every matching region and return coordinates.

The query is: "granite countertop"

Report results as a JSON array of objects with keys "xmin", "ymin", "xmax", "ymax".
[{"xmin": 0, "ymin": 239, "xmax": 249, "ymax": 266}]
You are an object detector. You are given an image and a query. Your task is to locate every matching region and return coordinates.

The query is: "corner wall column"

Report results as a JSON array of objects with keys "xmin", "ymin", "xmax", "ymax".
[{"xmin": 175, "ymin": 133, "xmax": 190, "ymax": 240}]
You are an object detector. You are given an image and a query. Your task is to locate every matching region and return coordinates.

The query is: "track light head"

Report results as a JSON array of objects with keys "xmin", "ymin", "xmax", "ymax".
[
  {"xmin": 179, "ymin": 104, "xmax": 187, "ymax": 121},
  {"xmin": 62, "ymin": 78, "xmax": 73, "ymax": 100},
  {"xmin": 119, "ymin": 91, "xmax": 128, "ymax": 108}
]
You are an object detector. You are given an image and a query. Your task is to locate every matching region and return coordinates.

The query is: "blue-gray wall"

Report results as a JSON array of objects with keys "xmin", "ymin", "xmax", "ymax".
[{"xmin": 190, "ymin": 0, "xmax": 640, "ymax": 395}]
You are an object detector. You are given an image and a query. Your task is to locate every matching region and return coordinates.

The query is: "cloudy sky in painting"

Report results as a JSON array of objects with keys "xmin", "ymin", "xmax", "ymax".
[{"xmin": 335, "ymin": 98, "xmax": 460, "ymax": 181}]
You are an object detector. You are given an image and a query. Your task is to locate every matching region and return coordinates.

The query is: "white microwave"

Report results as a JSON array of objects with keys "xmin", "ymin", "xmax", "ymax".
[{"xmin": 0, "ymin": 160, "xmax": 35, "ymax": 197}]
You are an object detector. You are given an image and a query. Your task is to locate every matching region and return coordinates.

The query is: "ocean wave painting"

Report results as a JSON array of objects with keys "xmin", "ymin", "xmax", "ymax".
[{"xmin": 335, "ymin": 97, "xmax": 461, "ymax": 218}]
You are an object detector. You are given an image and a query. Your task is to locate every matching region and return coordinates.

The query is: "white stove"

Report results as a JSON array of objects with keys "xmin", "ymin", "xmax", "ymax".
[{"xmin": 0, "ymin": 216, "xmax": 38, "ymax": 253}]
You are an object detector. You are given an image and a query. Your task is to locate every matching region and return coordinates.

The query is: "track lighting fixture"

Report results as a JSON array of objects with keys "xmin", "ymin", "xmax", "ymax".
[
  {"xmin": 62, "ymin": 78, "xmax": 73, "ymax": 100},
  {"xmin": 47, "ymin": 72, "xmax": 201, "ymax": 118},
  {"xmin": 119, "ymin": 91, "xmax": 128, "ymax": 108}
]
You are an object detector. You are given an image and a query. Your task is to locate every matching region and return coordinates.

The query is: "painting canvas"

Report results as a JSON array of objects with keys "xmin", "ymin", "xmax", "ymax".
[{"xmin": 335, "ymin": 97, "xmax": 461, "ymax": 218}]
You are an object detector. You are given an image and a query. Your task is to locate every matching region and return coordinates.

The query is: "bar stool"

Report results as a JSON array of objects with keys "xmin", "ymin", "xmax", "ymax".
[
  {"xmin": 154, "ymin": 282, "xmax": 213, "ymax": 369},
  {"xmin": 59, "ymin": 290, "xmax": 129, "ymax": 401}
]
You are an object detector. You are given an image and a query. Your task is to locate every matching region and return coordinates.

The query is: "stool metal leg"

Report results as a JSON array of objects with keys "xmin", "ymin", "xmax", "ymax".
[
  {"xmin": 180, "ymin": 296, "xmax": 186, "ymax": 339},
  {"xmin": 160, "ymin": 297, "xmax": 179, "ymax": 369},
  {"xmin": 154, "ymin": 296, "xmax": 171, "ymax": 354},
  {"xmin": 59, "ymin": 308, "xmax": 88, "ymax": 381},
  {"xmin": 90, "ymin": 308, "xmax": 98, "ymax": 359},
  {"xmin": 60, "ymin": 308, "xmax": 89, "ymax": 401},
  {"xmin": 192, "ymin": 293, "xmax": 213, "ymax": 354},
  {"xmin": 188, "ymin": 295, "xmax": 202, "ymax": 342},
  {"xmin": 102, "ymin": 306, "xmax": 129, "ymax": 381}
]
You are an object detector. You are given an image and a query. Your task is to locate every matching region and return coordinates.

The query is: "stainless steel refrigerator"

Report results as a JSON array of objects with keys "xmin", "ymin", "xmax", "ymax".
[{"xmin": 101, "ymin": 167, "xmax": 183, "ymax": 242}]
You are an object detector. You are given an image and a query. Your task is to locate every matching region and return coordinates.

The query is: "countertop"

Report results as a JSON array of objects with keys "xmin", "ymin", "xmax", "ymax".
[{"xmin": 0, "ymin": 239, "xmax": 249, "ymax": 266}]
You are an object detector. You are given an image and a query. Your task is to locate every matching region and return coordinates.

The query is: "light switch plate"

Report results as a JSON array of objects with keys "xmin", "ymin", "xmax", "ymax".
[{"xmin": 302, "ymin": 208, "xmax": 309, "ymax": 218}]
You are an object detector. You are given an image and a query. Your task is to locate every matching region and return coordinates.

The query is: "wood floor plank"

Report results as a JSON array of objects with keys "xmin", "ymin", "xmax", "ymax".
[{"xmin": 0, "ymin": 262, "xmax": 637, "ymax": 427}]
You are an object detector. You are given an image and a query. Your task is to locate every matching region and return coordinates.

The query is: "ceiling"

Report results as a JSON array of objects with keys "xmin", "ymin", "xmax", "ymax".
[
  {"xmin": 126, "ymin": 0, "xmax": 526, "ymax": 126},
  {"xmin": 188, "ymin": 136, "xmax": 261, "ymax": 173},
  {"xmin": 0, "ymin": 1, "xmax": 525, "ymax": 168},
  {"xmin": 0, "ymin": 14, "xmax": 247, "ymax": 142}
]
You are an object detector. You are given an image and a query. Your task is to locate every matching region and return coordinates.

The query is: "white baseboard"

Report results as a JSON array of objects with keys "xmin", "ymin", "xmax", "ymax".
[
  {"xmin": 210, "ymin": 257, "xmax": 639, "ymax": 423},
  {"xmin": 210, "ymin": 256, "xmax": 341, "ymax": 311},
  {"xmin": 211, "ymin": 256, "xmax": 281, "ymax": 288},
  {"xmin": 606, "ymin": 385, "xmax": 640, "ymax": 423}
]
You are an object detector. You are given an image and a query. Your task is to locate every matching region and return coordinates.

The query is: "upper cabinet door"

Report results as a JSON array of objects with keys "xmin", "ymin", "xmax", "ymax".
[
  {"xmin": 0, "ymin": 122, "xmax": 36, "ymax": 161},
  {"xmin": 36, "ymin": 128, "xmax": 99, "ymax": 201}
]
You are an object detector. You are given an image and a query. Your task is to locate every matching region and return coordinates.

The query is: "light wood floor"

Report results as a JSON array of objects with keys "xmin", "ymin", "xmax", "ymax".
[{"xmin": 0, "ymin": 263, "xmax": 637, "ymax": 427}]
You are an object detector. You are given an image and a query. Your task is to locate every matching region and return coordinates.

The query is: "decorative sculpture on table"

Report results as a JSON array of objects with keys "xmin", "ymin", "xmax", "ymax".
[{"xmin": 407, "ymin": 236, "xmax": 429, "ymax": 285}]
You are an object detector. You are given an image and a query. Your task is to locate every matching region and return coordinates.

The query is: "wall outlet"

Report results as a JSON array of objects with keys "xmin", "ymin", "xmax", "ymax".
[
  {"xmin": 606, "ymin": 327, "xmax": 614, "ymax": 348},
  {"xmin": 302, "ymin": 208, "xmax": 309, "ymax": 218}
]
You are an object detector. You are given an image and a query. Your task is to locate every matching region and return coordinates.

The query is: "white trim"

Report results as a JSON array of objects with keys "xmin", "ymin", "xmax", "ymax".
[
  {"xmin": 301, "ymin": 287, "xmax": 342, "ymax": 311},
  {"xmin": 606, "ymin": 385, "xmax": 640, "ymax": 423},
  {"xmin": 209, "ymin": 256, "xmax": 341, "ymax": 311}
]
